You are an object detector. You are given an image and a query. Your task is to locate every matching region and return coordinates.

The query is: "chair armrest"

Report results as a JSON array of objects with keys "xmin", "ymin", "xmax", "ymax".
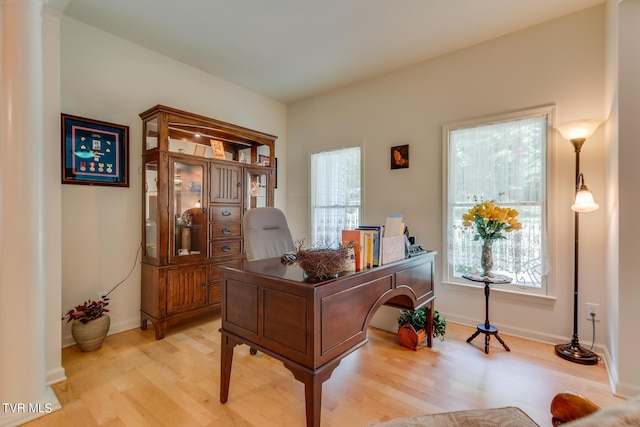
[{"xmin": 551, "ymin": 392, "xmax": 600, "ymax": 426}]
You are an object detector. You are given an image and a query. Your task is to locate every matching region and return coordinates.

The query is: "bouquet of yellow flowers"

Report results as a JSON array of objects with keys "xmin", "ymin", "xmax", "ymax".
[{"xmin": 462, "ymin": 199, "xmax": 522, "ymax": 241}]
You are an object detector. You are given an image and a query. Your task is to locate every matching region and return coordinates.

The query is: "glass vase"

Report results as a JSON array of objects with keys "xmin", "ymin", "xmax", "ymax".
[{"xmin": 481, "ymin": 239, "xmax": 494, "ymax": 277}]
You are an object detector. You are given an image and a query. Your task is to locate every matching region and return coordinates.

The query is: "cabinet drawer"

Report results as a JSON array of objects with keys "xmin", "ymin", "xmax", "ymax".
[
  {"xmin": 209, "ymin": 281, "xmax": 222, "ymax": 305},
  {"xmin": 210, "ymin": 222, "xmax": 241, "ymax": 239},
  {"xmin": 210, "ymin": 240, "xmax": 242, "ymax": 257},
  {"xmin": 209, "ymin": 206, "xmax": 241, "ymax": 222}
]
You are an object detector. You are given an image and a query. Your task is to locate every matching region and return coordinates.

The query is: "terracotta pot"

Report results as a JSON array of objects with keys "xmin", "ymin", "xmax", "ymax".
[
  {"xmin": 71, "ymin": 314, "xmax": 110, "ymax": 352},
  {"xmin": 398, "ymin": 323, "xmax": 426, "ymax": 351}
]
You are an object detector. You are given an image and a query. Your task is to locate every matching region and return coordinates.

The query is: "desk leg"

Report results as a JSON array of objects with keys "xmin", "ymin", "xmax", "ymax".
[
  {"xmin": 220, "ymin": 332, "xmax": 240, "ymax": 403},
  {"xmin": 285, "ymin": 361, "xmax": 339, "ymax": 427}
]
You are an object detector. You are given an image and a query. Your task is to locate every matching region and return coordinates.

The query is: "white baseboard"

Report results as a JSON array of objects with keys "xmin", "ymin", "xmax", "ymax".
[{"xmin": 46, "ymin": 366, "xmax": 66, "ymax": 385}]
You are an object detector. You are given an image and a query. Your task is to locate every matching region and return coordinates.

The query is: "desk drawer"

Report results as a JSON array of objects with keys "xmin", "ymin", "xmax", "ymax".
[{"xmin": 396, "ymin": 260, "xmax": 434, "ymax": 302}]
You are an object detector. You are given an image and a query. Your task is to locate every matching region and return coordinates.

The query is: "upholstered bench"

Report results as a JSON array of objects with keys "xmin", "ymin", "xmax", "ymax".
[
  {"xmin": 368, "ymin": 392, "xmax": 640, "ymax": 427},
  {"xmin": 370, "ymin": 406, "xmax": 537, "ymax": 426}
]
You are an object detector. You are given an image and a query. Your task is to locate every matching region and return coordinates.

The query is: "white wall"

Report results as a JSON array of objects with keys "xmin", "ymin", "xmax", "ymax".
[
  {"xmin": 615, "ymin": 0, "xmax": 640, "ymax": 396},
  {"xmin": 288, "ymin": 7, "xmax": 609, "ymax": 352},
  {"xmin": 60, "ymin": 17, "xmax": 287, "ymax": 347},
  {"xmin": 604, "ymin": 0, "xmax": 621, "ymax": 395}
]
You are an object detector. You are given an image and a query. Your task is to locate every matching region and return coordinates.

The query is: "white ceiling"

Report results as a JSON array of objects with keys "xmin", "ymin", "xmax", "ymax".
[{"xmin": 62, "ymin": 0, "xmax": 603, "ymax": 104}]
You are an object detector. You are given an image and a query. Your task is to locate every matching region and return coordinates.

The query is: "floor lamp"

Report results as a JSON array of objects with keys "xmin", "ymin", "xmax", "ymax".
[{"xmin": 554, "ymin": 119, "xmax": 602, "ymax": 365}]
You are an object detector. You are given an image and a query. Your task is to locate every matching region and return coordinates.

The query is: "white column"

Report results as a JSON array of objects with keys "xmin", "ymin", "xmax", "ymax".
[{"xmin": 0, "ymin": 0, "xmax": 60, "ymax": 424}]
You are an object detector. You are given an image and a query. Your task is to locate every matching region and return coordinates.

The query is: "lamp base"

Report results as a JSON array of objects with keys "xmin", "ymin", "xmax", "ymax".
[{"xmin": 554, "ymin": 343, "xmax": 598, "ymax": 365}]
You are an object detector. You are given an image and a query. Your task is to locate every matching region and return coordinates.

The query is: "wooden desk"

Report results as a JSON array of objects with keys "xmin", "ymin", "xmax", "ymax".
[{"xmin": 219, "ymin": 252, "xmax": 436, "ymax": 427}]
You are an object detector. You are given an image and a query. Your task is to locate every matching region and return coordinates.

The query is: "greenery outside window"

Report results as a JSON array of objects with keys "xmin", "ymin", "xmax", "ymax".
[
  {"xmin": 443, "ymin": 106, "xmax": 554, "ymax": 295},
  {"xmin": 310, "ymin": 146, "xmax": 361, "ymax": 247}
]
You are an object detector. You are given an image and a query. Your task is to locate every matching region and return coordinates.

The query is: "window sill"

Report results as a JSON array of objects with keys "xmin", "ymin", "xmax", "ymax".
[{"xmin": 441, "ymin": 280, "xmax": 557, "ymax": 306}]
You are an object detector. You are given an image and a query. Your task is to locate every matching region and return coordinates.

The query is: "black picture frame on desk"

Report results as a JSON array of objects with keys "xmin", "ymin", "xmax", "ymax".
[{"xmin": 61, "ymin": 114, "xmax": 129, "ymax": 187}]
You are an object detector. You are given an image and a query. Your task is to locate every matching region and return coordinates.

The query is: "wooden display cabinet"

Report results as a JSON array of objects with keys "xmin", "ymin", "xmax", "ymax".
[{"xmin": 140, "ymin": 105, "xmax": 276, "ymax": 339}]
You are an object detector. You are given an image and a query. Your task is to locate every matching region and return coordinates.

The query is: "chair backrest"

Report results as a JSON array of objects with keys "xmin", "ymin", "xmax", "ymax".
[{"xmin": 243, "ymin": 207, "xmax": 294, "ymax": 261}]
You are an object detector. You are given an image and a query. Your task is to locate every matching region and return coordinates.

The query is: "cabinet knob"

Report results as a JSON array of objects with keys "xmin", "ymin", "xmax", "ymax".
[
  {"xmin": 222, "ymin": 210, "xmax": 231, "ymax": 216},
  {"xmin": 222, "ymin": 245, "xmax": 231, "ymax": 252},
  {"xmin": 237, "ymin": 182, "xmax": 242, "ymax": 188},
  {"xmin": 222, "ymin": 228, "xmax": 231, "ymax": 235},
  {"xmin": 202, "ymin": 207, "xmax": 208, "ymax": 213},
  {"xmin": 202, "ymin": 282, "xmax": 206, "ymax": 289}
]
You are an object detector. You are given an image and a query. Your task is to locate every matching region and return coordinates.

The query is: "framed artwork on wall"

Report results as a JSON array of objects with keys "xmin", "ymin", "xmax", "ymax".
[
  {"xmin": 61, "ymin": 114, "xmax": 129, "ymax": 186},
  {"xmin": 391, "ymin": 144, "xmax": 409, "ymax": 169}
]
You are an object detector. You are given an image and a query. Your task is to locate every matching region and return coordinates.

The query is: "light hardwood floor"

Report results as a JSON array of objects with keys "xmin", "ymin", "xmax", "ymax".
[{"xmin": 27, "ymin": 315, "xmax": 623, "ymax": 427}]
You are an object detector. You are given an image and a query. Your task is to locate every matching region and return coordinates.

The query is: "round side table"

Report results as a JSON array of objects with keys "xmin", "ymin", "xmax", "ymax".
[{"xmin": 463, "ymin": 273, "xmax": 511, "ymax": 354}]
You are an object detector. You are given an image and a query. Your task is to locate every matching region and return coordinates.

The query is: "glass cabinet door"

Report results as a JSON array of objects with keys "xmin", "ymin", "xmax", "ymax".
[
  {"xmin": 245, "ymin": 168, "xmax": 272, "ymax": 211},
  {"xmin": 171, "ymin": 159, "xmax": 205, "ymax": 262},
  {"xmin": 144, "ymin": 161, "xmax": 158, "ymax": 261},
  {"xmin": 144, "ymin": 116, "xmax": 159, "ymax": 151}
]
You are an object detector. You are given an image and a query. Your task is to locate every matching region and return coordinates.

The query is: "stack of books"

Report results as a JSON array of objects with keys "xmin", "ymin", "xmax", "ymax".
[
  {"xmin": 341, "ymin": 226, "xmax": 382, "ymax": 271},
  {"xmin": 341, "ymin": 214, "xmax": 408, "ymax": 271}
]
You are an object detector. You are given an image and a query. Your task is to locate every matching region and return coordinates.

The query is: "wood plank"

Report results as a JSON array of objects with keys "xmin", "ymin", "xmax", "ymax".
[{"xmin": 25, "ymin": 316, "xmax": 623, "ymax": 427}]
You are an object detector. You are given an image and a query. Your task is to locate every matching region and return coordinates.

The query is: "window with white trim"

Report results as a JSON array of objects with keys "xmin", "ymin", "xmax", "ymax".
[
  {"xmin": 310, "ymin": 146, "xmax": 361, "ymax": 247},
  {"xmin": 443, "ymin": 106, "xmax": 552, "ymax": 295}
]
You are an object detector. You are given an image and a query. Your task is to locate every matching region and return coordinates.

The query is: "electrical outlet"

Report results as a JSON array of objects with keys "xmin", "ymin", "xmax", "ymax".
[{"xmin": 586, "ymin": 303, "xmax": 600, "ymax": 321}]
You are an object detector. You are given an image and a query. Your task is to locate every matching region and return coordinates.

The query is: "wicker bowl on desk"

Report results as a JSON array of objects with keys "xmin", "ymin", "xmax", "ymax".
[{"xmin": 295, "ymin": 248, "xmax": 349, "ymax": 281}]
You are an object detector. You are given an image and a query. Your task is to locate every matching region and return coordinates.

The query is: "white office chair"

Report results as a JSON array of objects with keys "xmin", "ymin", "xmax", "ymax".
[{"xmin": 243, "ymin": 207, "xmax": 295, "ymax": 261}]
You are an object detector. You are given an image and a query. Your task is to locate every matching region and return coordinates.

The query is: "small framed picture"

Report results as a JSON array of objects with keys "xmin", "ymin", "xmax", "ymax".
[
  {"xmin": 210, "ymin": 139, "xmax": 226, "ymax": 159},
  {"xmin": 193, "ymin": 144, "xmax": 206, "ymax": 157},
  {"xmin": 391, "ymin": 144, "xmax": 409, "ymax": 169},
  {"xmin": 61, "ymin": 114, "xmax": 129, "ymax": 186},
  {"xmin": 258, "ymin": 154, "xmax": 270, "ymax": 167}
]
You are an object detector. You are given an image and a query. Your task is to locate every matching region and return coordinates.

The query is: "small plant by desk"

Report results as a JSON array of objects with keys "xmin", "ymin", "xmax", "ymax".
[{"xmin": 397, "ymin": 307, "xmax": 447, "ymax": 350}]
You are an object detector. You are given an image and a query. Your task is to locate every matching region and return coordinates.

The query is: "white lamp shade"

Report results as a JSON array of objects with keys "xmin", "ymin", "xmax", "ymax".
[
  {"xmin": 556, "ymin": 119, "xmax": 603, "ymax": 141},
  {"xmin": 572, "ymin": 188, "xmax": 599, "ymax": 212}
]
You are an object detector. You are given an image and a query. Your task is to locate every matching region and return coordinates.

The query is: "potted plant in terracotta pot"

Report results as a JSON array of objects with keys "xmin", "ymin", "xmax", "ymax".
[
  {"xmin": 397, "ymin": 307, "xmax": 447, "ymax": 351},
  {"xmin": 62, "ymin": 295, "xmax": 110, "ymax": 352}
]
